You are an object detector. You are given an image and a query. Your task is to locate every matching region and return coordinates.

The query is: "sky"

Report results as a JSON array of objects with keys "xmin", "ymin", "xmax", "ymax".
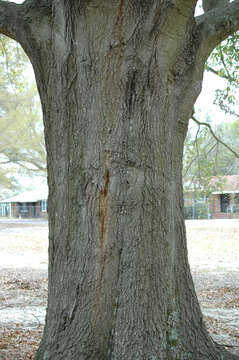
[{"xmin": 195, "ymin": 72, "xmax": 238, "ymax": 124}]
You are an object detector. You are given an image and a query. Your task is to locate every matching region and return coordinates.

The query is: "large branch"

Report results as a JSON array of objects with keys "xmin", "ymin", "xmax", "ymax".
[
  {"xmin": 202, "ymin": 0, "xmax": 229, "ymax": 13},
  {"xmin": 0, "ymin": 1, "xmax": 21, "ymax": 40},
  {"xmin": 0, "ymin": 0, "xmax": 52, "ymax": 55},
  {"xmin": 0, "ymin": 156, "xmax": 46, "ymax": 172},
  {"xmin": 196, "ymin": 0, "xmax": 239, "ymax": 56}
]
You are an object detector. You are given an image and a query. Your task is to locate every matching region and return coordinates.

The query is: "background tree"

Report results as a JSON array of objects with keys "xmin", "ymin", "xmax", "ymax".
[
  {"xmin": 0, "ymin": 34, "xmax": 27, "ymax": 89},
  {"xmin": 206, "ymin": 31, "xmax": 239, "ymax": 116},
  {"xmin": 184, "ymin": 26, "xmax": 239, "ymax": 191},
  {"xmin": 183, "ymin": 117, "xmax": 239, "ymax": 190},
  {"xmin": 0, "ymin": 83, "xmax": 46, "ymax": 174},
  {"xmin": 0, "ymin": 1, "xmax": 239, "ymax": 360},
  {"xmin": 188, "ymin": 3, "xmax": 239, "ymax": 186},
  {"xmin": 0, "ymin": 34, "xmax": 46, "ymax": 194}
]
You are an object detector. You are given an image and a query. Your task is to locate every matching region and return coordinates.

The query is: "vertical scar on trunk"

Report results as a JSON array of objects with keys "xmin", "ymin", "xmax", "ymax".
[
  {"xmin": 99, "ymin": 170, "xmax": 110, "ymax": 246},
  {"xmin": 104, "ymin": 0, "xmax": 125, "ymax": 110},
  {"xmin": 116, "ymin": 0, "xmax": 124, "ymax": 44},
  {"xmin": 98, "ymin": 152, "xmax": 111, "ymax": 287}
]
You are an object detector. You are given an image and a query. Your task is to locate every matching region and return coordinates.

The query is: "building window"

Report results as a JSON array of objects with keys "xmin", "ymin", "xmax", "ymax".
[
  {"xmin": 19, "ymin": 202, "xmax": 29, "ymax": 215},
  {"xmin": 0, "ymin": 203, "xmax": 10, "ymax": 217},
  {"xmin": 41, "ymin": 200, "xmax": 47, "ymax": 212},
  {"xmin": 231, "ymin": 193, "xmax": 239, "ymax": 213},
  {"xmin": 220, "ymin": 194, "xmax": 230, "ymax": 213},
  {"xmin": 235, "ymin": 194, "xmax": 239, "ymax": 204}
]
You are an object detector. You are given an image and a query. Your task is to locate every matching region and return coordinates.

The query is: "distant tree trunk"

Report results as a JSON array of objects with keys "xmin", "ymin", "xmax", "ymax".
[{"xmin": 1, "ymin": 1, "xmax": 238, "ymax": 359}]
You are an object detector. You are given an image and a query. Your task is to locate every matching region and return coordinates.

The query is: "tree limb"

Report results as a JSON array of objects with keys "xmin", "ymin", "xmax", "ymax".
[
  {"xmin": 196, "ymin": 0, "xmax": 239, "ymax": 55},
  {"xmin": 0, "ymin": 0, "xmax": 52, "ymax": 58},
  {"xmin": 191, "ymin": 114, "xmax": 239, "ymax": 159},
  {"xmin": 218, "ymin": 343, "xmax": 239, "ymax": 348},
  {"xmin": 202, "ymin": 0, "xmax": 229, "ymax": 13},
  {"xmin": 205, "ymin": 64, "xmax": 237, "ymax": 84},
  {"xmin": 217, "ymin": 44, "xmax": 235, "ymax": 82},
  {"xmin": 183, "ymin": 142, "xmax": 217, "ymax": 178},
  {"xmin": 195, "ymin": 124, "xmax": 202, "ymax": 178},
  {"xmin": 0, "ymin": 1, "xmax": 21, "ymax": 40},
  {"xmin": 0, "ymin": 152, "xmax": 46, "ymax": 172}
]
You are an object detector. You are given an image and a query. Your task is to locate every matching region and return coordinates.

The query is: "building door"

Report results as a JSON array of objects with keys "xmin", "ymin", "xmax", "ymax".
[{"xmin": 220, "ymin": 194, "xmax": 230, "ymax": 213}]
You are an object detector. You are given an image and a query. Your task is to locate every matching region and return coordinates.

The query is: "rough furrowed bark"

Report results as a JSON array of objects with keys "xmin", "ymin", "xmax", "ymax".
[{"xmin": 3, "ymin": 1, "xmax": 237, "ymax": 359}]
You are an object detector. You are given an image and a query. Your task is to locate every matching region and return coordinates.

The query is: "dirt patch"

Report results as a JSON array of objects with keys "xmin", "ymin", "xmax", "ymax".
[
  {"xmin": 0, "ymin": 268, "xmax": 47, "ymax": 360},
  {"xmin": 199, "ymin": 287, "xmax": 239, "ymax": 309},
  {"xmin": 195, "ymin": 279, "xmax": 239, "ymax": 354},
  {"xmin": 187, "ymin": 220, "xmax": 239, "ymax": 355},
  {"xmin": 0, "ymin": 219, "xmax": 239, "ymax": 358},
  {"xmin": 0, "ymin": 326, "xmax": 43, "ymax": 360}
]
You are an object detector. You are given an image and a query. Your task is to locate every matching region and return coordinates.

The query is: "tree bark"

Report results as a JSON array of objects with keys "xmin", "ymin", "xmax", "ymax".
[{"xmin": 1, "ymin": 1, "xmax": 239, "ymax": 359}]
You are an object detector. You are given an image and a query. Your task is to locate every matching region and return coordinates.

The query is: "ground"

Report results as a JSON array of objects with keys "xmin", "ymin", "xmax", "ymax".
[{"xmin": 0, "ymin": 219, "xmax": 238, "ymax": 359}]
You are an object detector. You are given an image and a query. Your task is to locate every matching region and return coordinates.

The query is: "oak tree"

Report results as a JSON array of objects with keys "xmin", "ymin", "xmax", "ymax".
[{"xmin": 1, "ymin": 1, "xmax": 239, "ymax": 359}]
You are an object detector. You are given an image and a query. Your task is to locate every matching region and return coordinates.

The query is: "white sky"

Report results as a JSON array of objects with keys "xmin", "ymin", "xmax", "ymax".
[{"xmin": 196, "ymin": 72, "xmax": 238, "ymax": 124}]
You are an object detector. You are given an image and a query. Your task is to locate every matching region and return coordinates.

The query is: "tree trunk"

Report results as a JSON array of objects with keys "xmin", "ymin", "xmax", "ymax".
[{"xmin": 18, "ymin": 2, "xmax": 236, "ymax": 359}]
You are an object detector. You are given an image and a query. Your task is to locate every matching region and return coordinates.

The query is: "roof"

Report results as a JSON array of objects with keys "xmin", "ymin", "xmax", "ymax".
[
  {"xmin": 184, "ymin": 175, "xmax": 239, "ymax": 194},
  {"xmin": 211, "ymin": 175, "xmax": 239, "ymax": 194},
  {"xmin": 0, "ymin": 188, "xmax": 48, "ymax": 203}
]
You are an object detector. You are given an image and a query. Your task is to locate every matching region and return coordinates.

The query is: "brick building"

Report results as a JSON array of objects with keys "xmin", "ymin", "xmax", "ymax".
[
  {"xmin": 0, "ymin": 188, "xmax": 48, "ymax": 218},
  {"xmin": 210, "ymin": 175, "xmax": 239, "ymax": 219},
  {"xmin": 184, "ymin": 175, "xmax": 239, "ymax": 219}
]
